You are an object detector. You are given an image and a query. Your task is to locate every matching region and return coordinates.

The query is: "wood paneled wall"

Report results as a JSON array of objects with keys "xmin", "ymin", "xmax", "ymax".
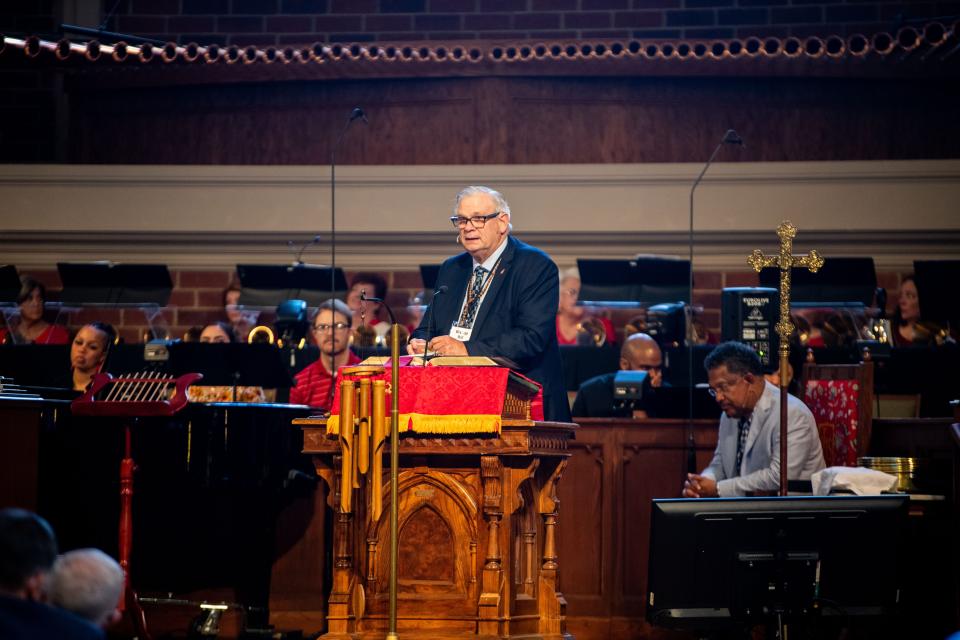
[{"xmin": 67, "ymin": 74, "xmax": 960, "ymax": 165}]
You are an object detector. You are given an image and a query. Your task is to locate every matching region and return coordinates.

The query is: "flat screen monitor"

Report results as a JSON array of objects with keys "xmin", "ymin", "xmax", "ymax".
[{"xmin": 647, "ymin": 495, "xmax": 908, "ymax": 630}]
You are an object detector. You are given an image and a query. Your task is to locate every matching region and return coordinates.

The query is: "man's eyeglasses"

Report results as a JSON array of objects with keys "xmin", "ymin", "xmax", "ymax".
[
  {"xmin": 707, "ymin": 376, "xmax": 745, "ymax": 398},
  {"xmin": 313, "ymin": 322, "xmax": 350, "ymax": 333},
  {"xmin": 635, "ymin": 364, "xmax": 662, "ymax": 374},
  {"xmin": 450, "ymin": 211, "xmax": 501, "ymax": 230}
]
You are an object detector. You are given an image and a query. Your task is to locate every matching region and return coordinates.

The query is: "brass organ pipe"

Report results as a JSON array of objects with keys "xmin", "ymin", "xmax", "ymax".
[
  {"xmin": 339, "ymin": 379, "xmax": 356, "ymax": 514},
  {"xmin": 357, "ymin": 378, "xmax": 371, "ymax": 477},
  {"xmin": 371, "ymin": 379, "xmax": 386, "ymax": 523}
]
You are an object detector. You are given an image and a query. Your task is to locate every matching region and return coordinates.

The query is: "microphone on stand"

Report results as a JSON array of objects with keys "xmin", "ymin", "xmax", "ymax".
[
  {"xmin": 360, "ymin": 292, "xmax": 398, "ymax": 324},
  {"xmin": 686, "ymin": 129, "xmax": 745, "ymax": 474},
  {"xmin": 288, "ymin": 234, "xmax": 322, "ymax": 265},
  {"xmin": 421, "ymin": 285, "xmax": 448, "ymax": 366},
  {"xmin": 328, "ymin": 106, "xmax": 367, "ymax": 377}
]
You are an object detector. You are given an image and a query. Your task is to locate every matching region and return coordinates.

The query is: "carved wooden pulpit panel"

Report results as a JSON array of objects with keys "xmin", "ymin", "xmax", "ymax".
[{"xmin": 299, "ymin": 420, "xmax": 575, "ymax": 640}]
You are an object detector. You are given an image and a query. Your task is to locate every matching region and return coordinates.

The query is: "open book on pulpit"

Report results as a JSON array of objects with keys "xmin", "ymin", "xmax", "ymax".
[{"xmin": 360, "ymin": 354, "xmax": 521, "ymax": 369}]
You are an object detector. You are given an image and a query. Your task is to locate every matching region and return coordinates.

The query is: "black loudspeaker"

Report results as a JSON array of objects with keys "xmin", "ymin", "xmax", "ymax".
[{"xmin": 721, "ymin": 287, "xmax": 779, "ymax": 368}]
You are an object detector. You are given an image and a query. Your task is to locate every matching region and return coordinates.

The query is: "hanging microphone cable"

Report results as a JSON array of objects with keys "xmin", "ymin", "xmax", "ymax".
[{"xmin": 686, "ymin": 129, "xmax": 745, "ymax": 475}]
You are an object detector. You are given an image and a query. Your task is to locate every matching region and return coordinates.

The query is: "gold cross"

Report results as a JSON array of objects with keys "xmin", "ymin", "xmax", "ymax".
[
  {"xmin": 747, "ymin": 220, "xmax": 824, "ymax": 496},
  {"xmin": 747, "ymin": 221, "xmax": 825, "ymax": 351}
]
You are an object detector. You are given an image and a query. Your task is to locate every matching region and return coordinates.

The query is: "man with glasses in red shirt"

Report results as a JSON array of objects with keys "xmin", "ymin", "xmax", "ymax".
[
  {"xmin": 290, "ymin": 299, "xmax": 361, "ymax": 409},
  {"xmin": 683, "ymin": 341, "xmax": 824, "ymax": 497}
]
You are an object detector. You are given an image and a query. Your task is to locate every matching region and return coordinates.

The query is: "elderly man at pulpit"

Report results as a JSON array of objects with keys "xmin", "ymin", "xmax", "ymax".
[
  {"xmin": 683, "ymin": 341, "xmax": 825, "ymax": 497},
  {"xmin": 407, "ymin": 185, "xmax": 570, "ymax": 423}
]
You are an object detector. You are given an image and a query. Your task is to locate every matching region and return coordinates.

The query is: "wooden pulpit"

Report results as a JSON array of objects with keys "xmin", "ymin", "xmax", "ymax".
[{"xmin": 296, "ymin": 365, "xmax": 575, "ymax": 639}]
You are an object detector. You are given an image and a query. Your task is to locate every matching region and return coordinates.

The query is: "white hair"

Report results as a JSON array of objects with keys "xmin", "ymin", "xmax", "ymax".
[
  {"xmin": 454, "ymin": 186, "xmax": 512, "ymax": 228},
  {"xmin": 48, "ymin": 548, "xmax": 124, "ymax": 627},
  {"xmin": 559, "ymin": 267, "xmax": 580, "ymax": 284}
]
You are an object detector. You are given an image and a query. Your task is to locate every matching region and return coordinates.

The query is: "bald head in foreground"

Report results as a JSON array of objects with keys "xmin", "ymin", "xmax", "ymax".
[{"xmin": 48, "ymin": 548, "xmax": 124, "ymax": 628}]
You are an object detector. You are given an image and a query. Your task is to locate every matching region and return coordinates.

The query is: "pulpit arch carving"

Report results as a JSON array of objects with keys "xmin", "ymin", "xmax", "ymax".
[{"xmin": 366, "ymin": 469, "xmax": 480, "ymax": 601}]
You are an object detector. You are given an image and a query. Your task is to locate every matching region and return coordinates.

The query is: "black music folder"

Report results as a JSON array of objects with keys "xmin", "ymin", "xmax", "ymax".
[
  {"xmin": 577, "ymin": 257, "xmax": 690, "ymax": 308},
  {"xmin": 914, "ymin": 260, "xmax": 960, "ymax": 325},
  {"xmin": 758, "ymin": 256, "xmax": 876, "ymax": 307},
  {"xmin": 0, "ymin": 265, "xmax": 20, "ymax": 303},
  {"xmin": 168, "ymin": 342, "xmax": 294, "ymax": 388},
  {"xmin": 236, "ymin": 264, "xmax": 347, "ymax": 307},
  {"xmin": 419, "ymin": 264, "xmax": 442, "ymax": 303},
  {"xmin": 57, "ymin": 262, "xmax": 173, "ymax": 306}
]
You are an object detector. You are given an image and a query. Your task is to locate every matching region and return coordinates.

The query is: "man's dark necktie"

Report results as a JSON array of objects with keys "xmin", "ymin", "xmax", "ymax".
[
  {"xmin": 463, "ymin": 266, "xmax": 486, "ymax": 328},
  {"xmin": 734, "ymin": 416, "xmax": 752, "ymax": 477}
]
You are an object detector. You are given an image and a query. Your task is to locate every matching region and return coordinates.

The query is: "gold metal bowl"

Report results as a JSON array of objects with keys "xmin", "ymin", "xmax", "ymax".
[{"xmin": 857, "ymin": 456, "xmax": 923, "ymax": 493}]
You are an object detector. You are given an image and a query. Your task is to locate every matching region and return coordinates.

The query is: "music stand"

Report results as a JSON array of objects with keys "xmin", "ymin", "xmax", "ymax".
[
  {"xmin": 57, "ymin": 262, "xmax": 173, "ymax": 340},
  {"xmin": 167, "ymin": 343, "xmax": 294, "ymax": 390},
  {"xmin": 57, "ymin": 262, "xmax": 173, "ymax": 306},
  {"xmin": 0, "ymin": 265, "xmax": 20, "ymax": 303},
  {"xmin": 419, "ymin": 264, "xmax": 441, "ymax": 304},
  {"xmin": 914, "ymin": 260, "xmax": 960, "ymax": 325},
  {"xmin": 577, "ymin": 257, "xmax": 690, "ymax": 308},
  {"xmin": 759, "ymin": 257, "xmax": 877, "ymax": 307},
  {"xmin": 236, "ymin": 264, "xmax": 347, "ymax": 308}
]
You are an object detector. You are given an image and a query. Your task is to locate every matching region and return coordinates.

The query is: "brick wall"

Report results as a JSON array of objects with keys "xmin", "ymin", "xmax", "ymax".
[
  {"xmin": 98, "ymin": 1, "xmax": 946, "ymax": 45},
  {"xmin": 19, "ymin": 266, "xmax": 909, "ymax": 344}
]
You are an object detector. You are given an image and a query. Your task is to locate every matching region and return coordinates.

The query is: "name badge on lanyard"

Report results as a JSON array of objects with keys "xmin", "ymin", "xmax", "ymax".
[{"xmin": 450, "ymin": 323, "xmax": 472, "ymax": 342}]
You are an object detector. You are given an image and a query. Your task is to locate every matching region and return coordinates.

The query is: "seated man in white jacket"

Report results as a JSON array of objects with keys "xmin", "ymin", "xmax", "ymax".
[{"xmin": 683, "ymin": 341, "xmax": 825, "ymax": 498}]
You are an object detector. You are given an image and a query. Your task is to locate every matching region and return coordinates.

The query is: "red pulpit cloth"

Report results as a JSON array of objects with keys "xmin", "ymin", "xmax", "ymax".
[{"xmin": 326, "ymin": 366, "xmax": 544, "ymax": 435}]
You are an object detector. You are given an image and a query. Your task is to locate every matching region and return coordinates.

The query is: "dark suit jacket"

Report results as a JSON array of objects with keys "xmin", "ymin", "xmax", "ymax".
[
  {"xmin": 570, "ymin": 372, "xmax": 622, "ymax": 418},
  {"xmin": 571, "ymin": 373, "xmax": 674, "ymax": 418},
  {"xmin": 414, "ymin": 236, "xmax": 571, "ymax": 423},
  {"xmin": 0, "ymin": 595, "xmax": 104, "ymax": 640}
]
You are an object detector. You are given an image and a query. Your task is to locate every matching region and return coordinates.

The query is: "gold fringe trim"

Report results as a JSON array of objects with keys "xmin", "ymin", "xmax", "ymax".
[{"xmin": 326, "ymin": 413, "xmax": 500, "ymax": 435}]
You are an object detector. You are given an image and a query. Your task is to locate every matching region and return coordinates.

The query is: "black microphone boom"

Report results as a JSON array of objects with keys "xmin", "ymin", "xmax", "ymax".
[
  {"xmin": 350, "ymin": 107, "xmax": 368, "ymax": 124},
  {"xmin": 291, "ymin": 234, "xmax": 322, "ymax": 265},
  {"xmin": 328, "ymin": 106, "xmax": 367, "ymax": 378},
  {"xmin": 360, "ymin": 292, "xmax": 397, "ymax": 325},
  {"xmin": 421, "ymin": 285, "xmax": 448, "ymax": 365},
  {"xmin": 686, "ymin": 128, "xmax": 744, "ymax": 474},
  {"xmin": 330, "ymin": 106, "xmax": 368, "ymax": 296}
]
